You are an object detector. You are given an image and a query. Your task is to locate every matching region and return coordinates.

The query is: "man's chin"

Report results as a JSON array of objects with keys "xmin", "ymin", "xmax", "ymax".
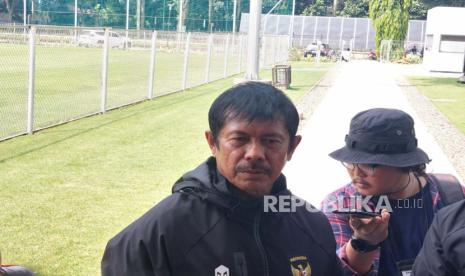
[{"xmin": 237, "ymin": 181, "xmax": 273, "ymax": 197}]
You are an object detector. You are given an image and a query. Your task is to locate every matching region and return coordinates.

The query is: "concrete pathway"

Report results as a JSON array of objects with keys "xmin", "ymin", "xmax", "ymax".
[{"xmin": 284, "ymin": 60, "xmax": 460, "ymax": 207}]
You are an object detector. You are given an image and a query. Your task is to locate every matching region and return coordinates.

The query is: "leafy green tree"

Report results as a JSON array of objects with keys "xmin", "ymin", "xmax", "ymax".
[
  {"xmin": 1, "ymin": 0, "xmax": 22, "ymax": 22},
  {"xmin": 302, "ymin": 0, "xmax": 330, "ymax": 16},
  {"xmin": 369, "ymin": 0, "xmax": 412, "ymax": 53},
  {"xmin": 295, "ymin": 0, "xmax": 314, "ymax": 14},
  {"xmin": 338, "ymin": 0, "xmax": 368, "ymax": 17},
  {"xmin": 409, "ymin": 0, "xmax": 428, "ymax": 19}
]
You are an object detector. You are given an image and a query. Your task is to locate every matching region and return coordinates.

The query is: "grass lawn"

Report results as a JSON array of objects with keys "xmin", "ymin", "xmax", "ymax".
[
  {"xmin": 0, "ymin": 44, "xmax": 241, "ymax": 139},
  {"xmin": 0, "ymin": 61, "xmax": 333, "ymax": 276},
  {"xmin": 408, "ymin": 77, "xmax": 465, "ymax": 133}
]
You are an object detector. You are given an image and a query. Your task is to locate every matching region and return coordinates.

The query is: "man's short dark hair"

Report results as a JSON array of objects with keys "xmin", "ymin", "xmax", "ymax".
[{"xmin": 208, "ymin": 81, "xmax": 299, "ymax": 145}]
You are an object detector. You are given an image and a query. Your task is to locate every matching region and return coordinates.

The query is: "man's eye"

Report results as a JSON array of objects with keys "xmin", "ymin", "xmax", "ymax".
[
  {"xmin": 265, "ymin": 138, "xmax": 281, "ymax": 145},
  {"xmin": 231, "ymin": 137, "xmax": 247, "ymax": 143}
]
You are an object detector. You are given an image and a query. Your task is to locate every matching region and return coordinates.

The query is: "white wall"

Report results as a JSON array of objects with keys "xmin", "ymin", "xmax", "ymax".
[{"xmin": 423, "ymin": 7, "xmax": 465, "ymax": 72}]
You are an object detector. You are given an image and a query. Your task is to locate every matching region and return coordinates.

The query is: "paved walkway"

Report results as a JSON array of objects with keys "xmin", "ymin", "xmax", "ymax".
[{"xmin": 284, "ymin": 60, "xmax": 461, "ymax": 207}]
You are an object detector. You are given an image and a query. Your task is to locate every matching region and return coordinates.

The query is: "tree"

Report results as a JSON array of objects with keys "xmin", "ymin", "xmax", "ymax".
[
  {"xmin": 177, "ymin": 0, "xmax": 189, "ymax": 31},
  {"xmin": 338, "ymin": 0, "xmax": 368, "ymax": 17},
  {"xmin": 369, "ymin": 0, "xmax": 412, "ymax": 53},
  {"xmin": 302, "ymin": 0, "xmax": 329, "ymax": 16},
  {"xmin": 409, "ymin": 0, "xmax": 428, "ymax": 19},
  {"xmin": 1, "ymin": 0, "xmax": 21, "ymax": 22},
  {"xmin": 295, "ymin": 0, "xmax": 313, "ymax": 14}
]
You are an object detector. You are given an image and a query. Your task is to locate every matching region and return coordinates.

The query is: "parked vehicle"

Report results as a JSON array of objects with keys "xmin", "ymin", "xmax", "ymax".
[
  {"xmin": 304, "ymin": 42, "xmax": 332, "ymax": 57},
  {"xmin": 78, "ymin": 30, "xmax": 131, "ymax": 48}
]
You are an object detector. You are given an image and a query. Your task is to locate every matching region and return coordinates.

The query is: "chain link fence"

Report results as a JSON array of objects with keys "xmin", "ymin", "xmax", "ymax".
[
  {"xmin": 241, "ymin": 14, "xmax": 426, "ymax": 52},
  {"xmin": 0, "ymin": 26, "xmax": 28, "ymax": 140},
  {"xmin": 0, "ymin": 25, "xmax": 289, "ymax": 141}
]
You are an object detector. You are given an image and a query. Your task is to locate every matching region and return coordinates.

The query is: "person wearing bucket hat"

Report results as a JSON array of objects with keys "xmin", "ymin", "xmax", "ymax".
[{"xmin": 321, "ymin": 108, "xmax": 465, "ymax": 276}]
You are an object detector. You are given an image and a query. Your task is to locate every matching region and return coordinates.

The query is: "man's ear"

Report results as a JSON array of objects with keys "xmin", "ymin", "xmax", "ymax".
[
  {"xmin": 287, "ymin": 135, "xmax": 302, "ymax": 161},
  {"xmin": 205, "ymin": 131, "xmax": 218, "ymax": 156}
]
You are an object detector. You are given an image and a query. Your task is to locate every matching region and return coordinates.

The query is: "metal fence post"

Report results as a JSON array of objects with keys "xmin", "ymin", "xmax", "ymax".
[
  {"xmin": 27, "ymin": 26, "xmax": 36, "ymax": 135},
  {"xmin": 313, "ymin": 16, "xmax": 318, "ymax": 42},
  {"xmin": 223, "ymin": 34, "xmax": 230, "ymax": 77},
  {"xmin": 339, "ymin": 17, "xmax": 344, "ymax": 50},
  {"xmin": 238, "ymin": 34, "xmax": 243, "ymax": 73},
  {"xmin": 365, "ymin": 19, "xmax": 370, "ymax": 50},
  {"xmin": 148, "ymin": 30, "xmax": 157, "ymax": 100},
  {"xmin": 300, "ymin": 16, "xmax": 306, "ymax": 47},
  {"xmin": 406, "ymin": 21, "xmax": 410, "ymax": 43},
  {"xmin": 101, "ymin": 28, "xmax": 109, "ymax": 113},
  {"xmin": 326, "ymin": 17, "xmax": 331, "ymax": 44},
  {"xmin": 182, "ymin": 32, "xmax": 191, "ymax": 90},
  {"xmin": 205, "ymin": 33, "xmax": 213, "ymax": 83},
  {"xmin": 353, "ymin": 18, "xmax": 357, "ymax": 49}
]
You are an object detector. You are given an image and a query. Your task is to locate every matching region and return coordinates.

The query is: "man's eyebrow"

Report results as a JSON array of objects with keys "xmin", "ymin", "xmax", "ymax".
[{"xmin": 227, "ymin": 130, "xmax": 248, "ymax": 135}]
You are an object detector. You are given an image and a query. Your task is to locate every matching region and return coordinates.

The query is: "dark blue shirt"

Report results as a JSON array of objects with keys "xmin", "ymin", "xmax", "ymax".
[{"xmin": 378, "ymin": 183, "xmax": 434, "ymax": 276}]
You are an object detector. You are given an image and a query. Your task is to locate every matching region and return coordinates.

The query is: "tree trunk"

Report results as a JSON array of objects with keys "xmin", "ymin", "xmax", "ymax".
[
  {"xmin": 136, "ymin": 0, "xmax": 140, "ymax": 30},
  {"xmin": 178, "ymin": 0, "xmax": 189, "ymax": 32},
  {"xmin": 333, "ymin": 0, "xmax": 338, "ymax": 16},
  {"xmin": 4, "ymin": 0, "xmax": 19, "ymax": 23}
]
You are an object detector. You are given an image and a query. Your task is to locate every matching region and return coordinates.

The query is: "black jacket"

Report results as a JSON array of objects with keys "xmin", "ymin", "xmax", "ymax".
[
  {"xmin": 412, "ymin": 199, "xmax": 465, "ymax": 276},
  {"xmin": 102, "ymin": 157, "xmax": 343, "ymax": 276}
]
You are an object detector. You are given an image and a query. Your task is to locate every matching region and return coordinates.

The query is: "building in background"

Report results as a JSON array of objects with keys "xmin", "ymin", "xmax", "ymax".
[{"xmin": 423, "ymin": 7, "xmax": 465, "ymax": 72}]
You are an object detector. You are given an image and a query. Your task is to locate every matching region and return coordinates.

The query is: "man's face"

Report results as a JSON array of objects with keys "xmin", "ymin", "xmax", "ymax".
[
  {"xmin": 206, "ymin": 118, "xmax": 301, "ymax": 197},
  {"xmin": 348, "ymin": 165, "xmax": 407, "ymax": 197}
]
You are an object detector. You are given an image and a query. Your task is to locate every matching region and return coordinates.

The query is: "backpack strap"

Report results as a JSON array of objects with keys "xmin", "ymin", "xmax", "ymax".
[{"xmin": 430, "ymin": 173, "xmax": 465, "ymax": 206}]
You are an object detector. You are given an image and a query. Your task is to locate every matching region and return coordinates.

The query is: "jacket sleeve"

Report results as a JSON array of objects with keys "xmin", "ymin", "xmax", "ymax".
[
  {"xmin": 101, "ymin": 205, "xmax": 174, "ymax": 276},
  {"xmin": 412, "ymin": 205, "xmax": 459, "ymax": 276}
]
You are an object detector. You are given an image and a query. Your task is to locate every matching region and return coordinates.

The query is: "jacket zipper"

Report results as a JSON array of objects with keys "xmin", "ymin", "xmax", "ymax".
[{"xmin": 254, "ymin": 210, "xmax": 269, "ymax": 276}]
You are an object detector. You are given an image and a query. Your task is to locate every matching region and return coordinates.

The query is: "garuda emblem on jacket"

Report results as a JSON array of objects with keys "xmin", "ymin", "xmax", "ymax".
[{"xmin": 290, "ymin": 256, "xmax": 311, "ymax": 276}]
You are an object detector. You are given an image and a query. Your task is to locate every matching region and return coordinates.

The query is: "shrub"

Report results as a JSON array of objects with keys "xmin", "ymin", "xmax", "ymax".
[{"xmin": 289, "ymin": 47, "xmax": 301, "ymax": 61}]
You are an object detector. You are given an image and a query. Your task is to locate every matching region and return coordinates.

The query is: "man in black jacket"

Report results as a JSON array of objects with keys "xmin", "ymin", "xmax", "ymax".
[
  {"xmin": 412, "ymin": 199, "xmax": 465, "ymax": 276},
  {"xmin": 101, "ymin": 81, "xmax": 343, "ymax": 276}
]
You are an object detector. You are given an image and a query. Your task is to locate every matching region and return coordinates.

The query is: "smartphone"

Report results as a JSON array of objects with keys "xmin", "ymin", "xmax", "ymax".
[{"xmin": 332, "ymin": 209, "xmax": 380, "ymax": 218}]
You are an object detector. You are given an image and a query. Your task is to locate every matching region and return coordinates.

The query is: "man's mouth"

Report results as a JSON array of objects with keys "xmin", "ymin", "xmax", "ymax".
[
  {"xmin": 354, "ymin": 181, "xmax": 370, "ymax": 188},
  {"xmin": 241, "ymin": 170, "xmax": 266, "ymax": 175}
]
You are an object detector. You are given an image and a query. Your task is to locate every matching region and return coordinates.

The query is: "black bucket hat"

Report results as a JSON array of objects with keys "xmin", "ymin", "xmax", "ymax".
[{"xmin": 329, "ymin": 108, "xmax": 431, "ymax": 167}]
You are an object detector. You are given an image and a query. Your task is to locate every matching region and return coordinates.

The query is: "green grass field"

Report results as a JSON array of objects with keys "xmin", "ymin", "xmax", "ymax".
[
  {"xmin": 0, "ymin": 43, "xmax": 240, "ymax": 139},
  {"xmin": 0, "ymin": 61, "xmax": 333, "ymax": 276},
  {"xmin": 408, "ymin": 77, "xmax": 465, "ymax": 133}
]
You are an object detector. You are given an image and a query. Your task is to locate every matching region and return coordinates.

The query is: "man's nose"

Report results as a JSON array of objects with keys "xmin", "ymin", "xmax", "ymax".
[{"xmin": 245, "ymin": 141, "xmax": 265, "ymax": 161}]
